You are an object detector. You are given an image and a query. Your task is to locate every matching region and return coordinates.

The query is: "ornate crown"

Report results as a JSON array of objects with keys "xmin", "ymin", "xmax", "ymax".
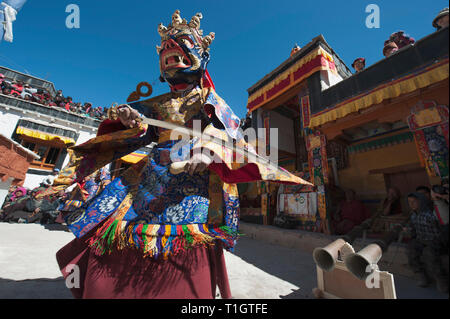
[{"xmin": 156, "ymin": 10, "xmax": 215, "ymax": 54}]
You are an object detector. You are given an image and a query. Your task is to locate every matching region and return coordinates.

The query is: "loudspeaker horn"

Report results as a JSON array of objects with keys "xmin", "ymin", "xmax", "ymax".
[
  {"xmin": 313, "ymin": 239, "xmax": 346, "ymax": 271},
  {"xmin": 344, "ymin": 243, "xmax": 382, "ymax": 280}
]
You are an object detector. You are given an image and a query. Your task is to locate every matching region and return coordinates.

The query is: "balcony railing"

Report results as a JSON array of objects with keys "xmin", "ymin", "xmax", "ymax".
[
  {"xmin": 0, "ymin": 94, "xmax": 101, "ymax": 128},
  {"xmin": 17, "ymin": 119, "xmax": 79, "ymax": 141}
]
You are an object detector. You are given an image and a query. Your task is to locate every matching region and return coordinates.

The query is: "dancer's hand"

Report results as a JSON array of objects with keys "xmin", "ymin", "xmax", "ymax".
[
  {"xmin": 117, "ymin": 105, "xmax": 141, "ymax": 128},
  {"xmin": 184, "ymin": 152, "xmax": 213, "ymax": 176}
]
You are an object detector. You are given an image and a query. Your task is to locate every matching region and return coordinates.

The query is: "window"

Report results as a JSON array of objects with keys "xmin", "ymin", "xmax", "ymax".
[
  {"xmin": 45, "ymin": 147, "xmax": 60, "ymax": 165},
  {"xmin": 15, "ymin": 136, "xmax": 64, "ymax": 170},
  {"xmin": 22, "ymin": 141, "xmax": 36, "ymax": 152}
]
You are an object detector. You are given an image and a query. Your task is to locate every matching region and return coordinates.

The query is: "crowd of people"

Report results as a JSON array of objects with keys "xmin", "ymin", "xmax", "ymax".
[
  {"xmin": 351, "ymin": 7, "xmax": 449, "ymax": 73},
  {"xmin": 330, "ymin": 179, "xmax": 449, "ymax": 292},
  {"xmin": 0, "ymin": 168, "xmax": 64, "ymax": 224},
  {"xmin": 0, "ymin": 73, "xmax": 108, "ymax": 120},
  {"xmin": 0, "ymin": 184, "xmax": 67, "ymax": 225},
  {"xmin": 0, "ymin": 165, "xmax": 112, "ymax": 226}
]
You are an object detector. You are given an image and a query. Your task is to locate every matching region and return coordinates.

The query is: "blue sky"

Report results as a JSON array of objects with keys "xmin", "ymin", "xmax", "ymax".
[{"xmin": 1, "ymin": 0, "xmax": 447, "ymax": 118}]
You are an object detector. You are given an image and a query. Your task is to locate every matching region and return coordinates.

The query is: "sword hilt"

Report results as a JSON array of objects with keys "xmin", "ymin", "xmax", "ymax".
[{"xmin": 169, "ymin": 161, "xmax": 189, "ymax": 175}]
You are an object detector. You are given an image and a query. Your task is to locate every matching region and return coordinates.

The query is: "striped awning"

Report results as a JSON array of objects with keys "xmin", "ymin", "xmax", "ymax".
[
  {"xmin": 15, "ymin": 119, "xmax": 78, "ymax": 145},
  {"xmin": 16, "ymin": 126, "xmax": 76, "ymax": 145},
  {"xmin": 308, "ymin": 59, "xmax": 449, "ymax": 129}
]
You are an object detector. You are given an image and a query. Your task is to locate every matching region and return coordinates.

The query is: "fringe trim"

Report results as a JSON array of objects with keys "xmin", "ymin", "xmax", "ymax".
[{"xmin": 87, "ymin": 220, "xmax": 240, "ymax": 259}]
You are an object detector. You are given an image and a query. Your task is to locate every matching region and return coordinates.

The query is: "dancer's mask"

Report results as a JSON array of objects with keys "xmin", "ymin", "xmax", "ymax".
[{"xmin": 157, "ymin": 10, "xmax": 215, "ymax": 89}]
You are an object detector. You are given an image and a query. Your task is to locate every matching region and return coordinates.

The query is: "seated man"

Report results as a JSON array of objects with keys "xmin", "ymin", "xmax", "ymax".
[
  {"xmin": 332, "ymin": 189, "xmax": 371, "ymax": 235},
  {"xmin": 30, "ymin": 191, "xmax": 67, "ymax": 224},
  {"xmin": 405, "ymin": 192, "xmax": 448, "ymax": 293},
  {"xmin": 381, "ymin": 187, "xmax": 403, "ymax": 216},
  {"xmin": 371, "ymin": 187, "xmax": 406, "ymax": 233}
]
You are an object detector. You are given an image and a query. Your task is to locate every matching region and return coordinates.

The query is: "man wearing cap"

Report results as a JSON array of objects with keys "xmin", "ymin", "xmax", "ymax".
[
  {"xmin": 352, "ymin": 58, "xmax": 365, "ymax": 73},
  {"xmin": 389, "ymin": 31, "xmax": 415, "ymax": 49},
  {"xmin": 433, "ymin": 7, "xmax": 449, "ymax": 30}
]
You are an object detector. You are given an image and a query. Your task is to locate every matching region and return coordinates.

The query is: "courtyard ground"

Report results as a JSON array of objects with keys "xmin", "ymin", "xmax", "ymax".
[{"xmin": 0, "ymin": 223, "xmax": 447, "ymax": 299}]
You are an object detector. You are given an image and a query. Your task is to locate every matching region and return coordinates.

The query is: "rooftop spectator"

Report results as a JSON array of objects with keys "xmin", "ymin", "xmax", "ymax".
[
  {"xmin": 433, "ymin": 7, "xmax": 449, "ymax": 30},
  {"xmin": 12, "ymin": 80, "xmax": 24, "ymax": 93},
  {"xmin": 84, "ymin": 102, "xmax": 92, "ymax": 113},
  {"xmin": 383, "ymin": 40, "xmax": 399, "ymax": 57},
  {"xmin": 290, "ymin": 43, "xmax": 301, "ymax": 57},
  {"xmin": 389, "ymin": 31, "xmax": 415, "ymax": 49},
  {"xmin": 351, "ymin": 57, "xmax": 365, "ymax": 73},
  {"xmin": 0, "ymin": 74, "xmax": 108, "ymax": 120}
]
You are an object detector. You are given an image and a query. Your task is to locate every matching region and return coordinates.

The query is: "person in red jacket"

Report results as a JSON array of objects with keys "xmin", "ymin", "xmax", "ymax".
[
  {"xmin": 332, "ymin": 189, "xmax": 371, "ymax": 235},
  {"xmin": 12, "ymin": 80, "xmax": 24, "ymax": 93}
]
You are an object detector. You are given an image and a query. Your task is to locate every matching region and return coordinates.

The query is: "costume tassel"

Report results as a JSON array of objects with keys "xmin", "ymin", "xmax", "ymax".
[
  {"xmin": 88, "ymin": 217, "xmax": 117, "ymax": 255},
  {"xmin": 162, "ymin": 225, "xmax": 174, "ymax": 259},
  {"xmin": 172, "ymin": 225, "xmax": 185, "ymax": 254},
  {"xmin": 117, "ymin": 221, "xmax": 129, "ymax": 249},
  {"xmin": 88, "ymin": 220, "xmax": 239, "ymax": 258},
  {"xmin": 145, "ymin": 224, "xmax": 160, "ymax": 257},
  {"xmin": 182, "ymin": 224, "xmax": 193, "ymax": 246}
]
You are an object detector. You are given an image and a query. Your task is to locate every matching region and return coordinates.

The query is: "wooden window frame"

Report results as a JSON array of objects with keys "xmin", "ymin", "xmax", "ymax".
[{"xmin": 17, "ymin": 135, "xmax": 65, "ymax": 171}]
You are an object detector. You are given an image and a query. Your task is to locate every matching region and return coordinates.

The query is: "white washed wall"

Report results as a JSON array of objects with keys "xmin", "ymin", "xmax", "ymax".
[
  {"xmin": 0, "ymin": 98, "xmax": 99, "ymax": 189},
  {"xmin": 0, "ymin": 109, "xmax": 22, "ymax": 137},
  {"xmin": 0, "ymin": 177, "xmax": 13, "ymax": 208},
  {"xmin": 22, "ymin": 173, "xmax": 47, "ymax": 190}
]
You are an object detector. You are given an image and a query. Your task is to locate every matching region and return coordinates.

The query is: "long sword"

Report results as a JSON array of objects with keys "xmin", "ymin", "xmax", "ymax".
[{"xmin": 140, "ymin": 116, "xmax": 296, "ymax": 179}]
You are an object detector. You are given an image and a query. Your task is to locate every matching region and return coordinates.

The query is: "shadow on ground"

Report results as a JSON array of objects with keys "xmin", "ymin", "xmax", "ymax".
[
  {"xmin": 232, "ymin": 236, "xmax": 316, "ymax": 299},
  {"xmin": 0, "ymin": 277, "xmax": 73, "ymax": 299},
  {"xmin": 42, "ymin": 224, "xmax": 70, "ymax": 232}
]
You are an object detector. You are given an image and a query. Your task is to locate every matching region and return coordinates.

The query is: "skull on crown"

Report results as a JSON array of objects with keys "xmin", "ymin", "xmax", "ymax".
[{"xmin": 156, "ymin": 10, "xmax": 215, "ymax": 90}]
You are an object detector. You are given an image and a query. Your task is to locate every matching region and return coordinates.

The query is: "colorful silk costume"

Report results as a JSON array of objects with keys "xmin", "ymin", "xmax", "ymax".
[{"xmin": 59, "ymin": 85, "xmax": 308, "ymax": 259}]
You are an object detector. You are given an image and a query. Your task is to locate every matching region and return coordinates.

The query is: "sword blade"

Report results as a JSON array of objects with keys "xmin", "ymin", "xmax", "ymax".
[{"xmin": 140, "ymin": 116, "xmax": 291, "ymax": 178}]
